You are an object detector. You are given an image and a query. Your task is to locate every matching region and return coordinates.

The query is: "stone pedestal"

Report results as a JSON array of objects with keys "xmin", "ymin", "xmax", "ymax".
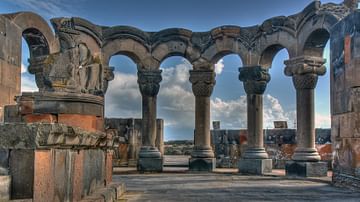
[
  {"xmin": 189, "ymin": 70, "xmax": 216, "ymax": 172},
  {"xmin": 189, "ymin": 158, "xmax": 215, "ymax": 172},
  {"xmin": 238, "ymin": 66, "xmax": 272, "ymax": 175},
  {"xmin": 138, "ymin": 146, "xmax": 163, "ymax": 172},
  {"xmin": 138, "ymin": 158, "xmax": 163, "ymax": 172},
  {"xmin": 238, "ymin": 159, "xmax": 272, "ymax": 175},
  {"xmin": 285, "ymin": 161, "xmax": 328, "ymax": 177}
]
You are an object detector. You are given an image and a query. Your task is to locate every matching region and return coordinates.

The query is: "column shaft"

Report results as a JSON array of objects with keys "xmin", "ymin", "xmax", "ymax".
[
  {"xmin": 195, "ymin": 96, "xmax": 210, "ymax": 147},
  {"xmin": 292, "ymin": 88, "xmax": 319, "ymax": 161},
  {"xmin": 142, "ymin": 95, "xmax": 157, "ymax": 148},
  {"xmin": 247, "ymin": 94, "xmax": 264, "ymax": 150}
]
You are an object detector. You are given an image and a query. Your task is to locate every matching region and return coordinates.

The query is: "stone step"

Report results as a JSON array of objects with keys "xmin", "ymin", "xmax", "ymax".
[{"xmin": 0, "ymin": 175, "xmax": 10, "ymax": 201}]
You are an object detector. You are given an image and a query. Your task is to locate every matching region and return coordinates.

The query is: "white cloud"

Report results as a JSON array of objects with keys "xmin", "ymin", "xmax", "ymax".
[
  {"xmin": 21, "ymin": 63, "xmax": 27, "ymax": 74},
  {"xmin": 21, "ymin": 76, "xmax": 38, "ymax": 92},
  {"xmin": 315, "ymin": 113, "xmax": 331, "ymax": 128},
  {"xmin": 215, "ymin": 59, "xmax": 225, "ymax": 75},
  {"xmin": 211, "ymin": 94, "xmax": 297, "ymax": 129},
  {"xmin": 104, "ymin": 72, "xmax": 142, "ymax": 118},
  {"xmin": 5, "ymin": 0, "xmax": 79, "ymax": 18}
]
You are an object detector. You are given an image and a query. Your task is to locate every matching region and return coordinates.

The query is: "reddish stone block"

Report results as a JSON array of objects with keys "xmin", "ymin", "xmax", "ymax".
[
  {"xmin": 96, "ymin": 116, "xmax": 104, "ymax": 131},
  {"xmin": 33, "ymin": 150, "xmax": 54, "ymax": 202},
  {"xmin": 72, "ymin": 150, "xmax": 84, "ymax": 201},
  {"xmin": 19, "ymin": 101, "xmax": 34, "ymax": 115},
  {"xmin": 24, "ymin": 114, "xmax": 57, "ymax": 123},
  {"xmin": 118, "ymin": 144, "xmax": 128, "ymax": 164},
  {"xmin": 280, "ymin": 144, "xmax": 296, "ymax": 159},
  {"xmin": 105, "ymin": 152, "xmax": 113, "ymax": 186},
  {"xmin": 316, "ymin": 144, "xmax": 333, "ymax": 161},
  {"xmin": 1, "ymin": 62, "xmax": 19, "ymax": 89},
  {"xmin": 58, "ymin": 114, "xmax": 99, "ymax": 132},
  {"xmin": 345, "ymin": 35, "xmax": 351, "ymax": 65}
]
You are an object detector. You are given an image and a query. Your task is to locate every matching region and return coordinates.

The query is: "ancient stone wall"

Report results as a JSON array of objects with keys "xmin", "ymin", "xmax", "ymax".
[
  {"xmin": 211, "ymin": 129, "xmax": 332, "ymax": 168},
  {"xmin": 331, "ymin": 10, "xmax": 360, "ymax": 190},
  {"xmin": 105, "ymin": 118, "xmax": 164, "ymax": 167}
]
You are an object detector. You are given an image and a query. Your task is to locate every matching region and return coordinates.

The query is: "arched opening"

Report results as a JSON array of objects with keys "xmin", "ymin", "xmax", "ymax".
[
  {"xmin": 20, "ymin": 27, "xmax": 50, "ymax": 92},
  {"xmin": 105, "ymin": 55, "xmax": 140, "ymax": 118},
  {"xmin": 158, "ymin": 56, "xmax": 194, "ymax": 162},
  {"xmin": 261, "ymin": 46, "xmax": 297, "ymax": 170},
  {"xmin": 21, "ymin": 38, "xmax": 38, "ymax": 92},
  {"xmin": 210, "ymin": 53, "xmax": 244, "ymax": 168},
  {"xmin": 261, "ymin": 46, "xmax": 295, "ymax": 129},
  {"xmin": 303, "ymin": 29, "xmax": 330, "ymax": 58},
  {"xmin": 104, "ymin": 54, "xmax": 142, "ymax": 167}
]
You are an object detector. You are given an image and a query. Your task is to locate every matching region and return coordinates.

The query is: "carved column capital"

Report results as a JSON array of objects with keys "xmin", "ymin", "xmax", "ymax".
[
  {"xmin": 137, "ymin": 70, "xmax": 162, "ymax": 97},
  {"xmin": 189, "ymin": 70, "xmax": 216, "ymax": 97},
  {"xmin": 284, "ymin": 56, "xmax": 326, "ymax": 89},
  {"xmin": 239, "ymin": 66, "xmax": 270, "ymax": 95}
]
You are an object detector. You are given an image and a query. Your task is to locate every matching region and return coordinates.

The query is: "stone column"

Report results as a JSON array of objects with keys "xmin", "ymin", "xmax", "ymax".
[
  {"xmin": 137, "ymin": 69, "xmax": 163, "ymax": 172},
  {"xmin": 238, "ymin": 66, "xmax": 272, "ymax": 175},
  {"xmin": 284, "ymin": 56, "xmax": 328, "ymax": 177},
  {"xmin": 189, "ymin": 69, "xmax": 216, "ymax": 171}
]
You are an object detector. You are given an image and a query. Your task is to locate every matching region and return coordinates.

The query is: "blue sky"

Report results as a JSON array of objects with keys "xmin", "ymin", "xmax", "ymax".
[{"xmin": 0, "ymin": 0, "xmax": 342, "ymax": 140}]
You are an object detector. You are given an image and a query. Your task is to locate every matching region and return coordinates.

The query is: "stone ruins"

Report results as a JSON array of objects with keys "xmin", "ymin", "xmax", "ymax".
[{"xmin": 0, "ymin": 0, "xmax": 359, "ymax": 201}]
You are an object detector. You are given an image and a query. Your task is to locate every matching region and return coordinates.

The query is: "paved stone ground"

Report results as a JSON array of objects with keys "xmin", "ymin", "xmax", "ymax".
[{"xmin": 114, "ymin": 172, "xmax": 360, "ymax": 202}]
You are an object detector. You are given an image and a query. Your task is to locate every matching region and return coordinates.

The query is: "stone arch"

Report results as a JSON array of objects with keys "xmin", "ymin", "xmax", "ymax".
[
  {"xmin": 259, "ymin": 43, "xmax": 292, "ymax": 69},
  {"xmin": 102, "ymin": 38, "xmax": 152, "ymax": 70},
  {"xmin": 7, "ymin": 12, "xmax": 59, "ymax": 56},
  {"xmin": 151, "ymin": 28, "xmax": 202, "ymax": 67},
  {"xmin": 201, "ymin": 26, "xmax": 247, "ymax": 66},
  {"xmin": 298, "ymin": 13, "xmax": 337, "ymax": 57}
]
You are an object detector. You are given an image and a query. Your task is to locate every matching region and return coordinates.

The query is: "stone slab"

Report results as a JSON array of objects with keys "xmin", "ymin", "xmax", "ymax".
[
  {"xmin": 138, "ymin": 157, "xmax": 163, "ymax": 172},
  {"xmin": 0, "ymin": 175, "xmax": 10, "ymax": 201},
  {"xmin": 238, "ymin": 158, "xmax": 272, "ymax": 175},
  {"xmin": 10, "ymin": 149, "xmax": 34, "ymax": 199},
  {"xmin": 285, "ymin": 161, "xmax": 328, "ymax": 177},
  {"xmin": 189, "ymin": 158, "xmax": 215, "ymax": 172},
  {"xmin": 0, "ymin": 149, "xmax": 9, "ymax": 175}
]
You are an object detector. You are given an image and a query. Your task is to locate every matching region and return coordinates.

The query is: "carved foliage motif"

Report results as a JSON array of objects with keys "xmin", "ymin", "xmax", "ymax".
[
  {"xmin": 189, "ymin": 70, "xmax": 216, "ymax": 97},
  {"xmin": 137, "ymin": 70, "xmax": 162, "ymax": 97},
  {"xmin": 239, "ymin": 66, "xmax": 270, "ymax": 95},
  {"xmin": 284, "ymin": 56, "xmax": 326, "ymax": 89}
]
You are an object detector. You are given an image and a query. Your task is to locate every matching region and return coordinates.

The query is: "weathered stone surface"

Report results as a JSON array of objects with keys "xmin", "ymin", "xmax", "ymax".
[
  {"xmin": 115, "ymin": 173, "xmax": 360, "ymax": 201},
  {"xmin": 285, "ymin": 161, "xmax": 328, "ymax": 177},
  {"xmin": 0, "ymin": 123, "xmax": 114, "ymax": 149},
  {"xmin": 105, "ymin": 118, "xmax": 164, "ymax": 167},
  {"xmin": 9, "ymin": 149, "xmax": 34, "ymax": 199},
  {"xmin": 238, "ymin": 159, "xmax": 272, "ymax": 175},
  {"xmin": 189, "ymin": 158, "xmax": 215, "ymax": 172},
  {"xmin": 138, "ymin": 157, "xmax": 163, "ymax": 172}
]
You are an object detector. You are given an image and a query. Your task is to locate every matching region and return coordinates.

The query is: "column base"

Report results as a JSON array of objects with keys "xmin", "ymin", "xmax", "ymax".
[
  {"xmin": 238, "ymin": 159, "xmax": 272, "ymax": 175},
  {"xmin": 189, "ymin": 158, "xmax": 215, "ymax": 172},
  {"xmin": 285, "ymin": 161, "xmax": 327, "ymax": 177},
  {"xmin": 137, "ymin": 157, "xmax": 163, "ymax": 172}
]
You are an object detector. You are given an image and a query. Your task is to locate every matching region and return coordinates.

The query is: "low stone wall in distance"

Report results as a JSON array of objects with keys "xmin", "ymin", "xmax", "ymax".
[{"xmin": 211, "ymin": 128, "xmax": 332, "ymax": 169}]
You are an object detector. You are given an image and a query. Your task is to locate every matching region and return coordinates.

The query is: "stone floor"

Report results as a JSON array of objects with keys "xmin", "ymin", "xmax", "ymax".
[{"xmin": 113, "ymin": 171, "xmax": 360, "ymax": 202}]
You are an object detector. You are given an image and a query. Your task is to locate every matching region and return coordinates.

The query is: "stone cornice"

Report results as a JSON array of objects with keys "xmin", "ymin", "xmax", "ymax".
[
  {"xmin": 284, "ymin": 56, "xmax": 326, "ymax": 77},
  {"xmin": 0, "ymin": 123, "xmax": 118, "ymax": 149}
]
